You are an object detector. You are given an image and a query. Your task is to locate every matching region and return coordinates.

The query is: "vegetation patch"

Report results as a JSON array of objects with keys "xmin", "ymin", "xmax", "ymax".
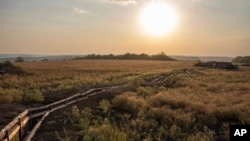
[
  {"xmin": 194, "ymin": 61, "xmax": 238, "ymax": 70},
  {"xmin": 53, "ymin": 66, "xmax": 250, "ymax": 141},
  {"xmin": 73, "ymin": 52, "xmax": 176, "ymax": 61},
  {"xmin": 232, "ymin": 56, "xmax": 250, "ymax": 64},
  {"xmin": 0, "ymin": 61, "xmax": 26, "ymax": 75}
]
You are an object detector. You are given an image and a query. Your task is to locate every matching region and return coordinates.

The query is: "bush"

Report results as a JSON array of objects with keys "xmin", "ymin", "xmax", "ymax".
[
  {"xmin": 91, "ymin": 124, "xmax": 127, "ymax": 141},
  {"xmin": 3, "ymin": 61, "xmax": 14, "ymax": 67},
  {"xmin": 112, "ymin": 92, "xmax": 147, "ymax": 115},
  {"xmin": 0, "ymin": 89, "xmax": 23, "ymax": 104},
  {"xmin": 23, "ymin": 89, "xmax": 44, "ymax": 103},
  {"xmin": 186, "ymin": 127, "xmax": 215, "ymax": 141},
  {"xmin": 148, "ymin": 92, "xmax": 188, "ymax": 109},
  {"xmin": 99, "ymin": 99, "xmax": 111, "ymax": 114},
  {"xmin": 0, "ymin": 93, "xmax": 13, "ymax": 104},
  {"xmin": 127, "ymin": 78, "xmax": 145, "ymax": 89},
  {"xmin": 136, "ymin": 87, "xmax": 155, "ymax": 97}
]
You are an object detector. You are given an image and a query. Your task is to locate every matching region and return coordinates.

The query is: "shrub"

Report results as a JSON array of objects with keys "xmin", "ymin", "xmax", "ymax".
[
  {"xmin": 127, "ymin": 78, "xmax": 145, "ymax": 89},
  {"xmin": 137, "ymin": 86, "xmax": 155, "ymax": 97},
  {"xmin": 6, "ymin": 89, "xmax": 23, "ymax": 102},
  {"xmin": 200, "ymin": 112, "xmax": 218, "ymax": 128},
  {"xmin": 148, "ymin": 92, "xmax": 188, "ymax": 109},
  {"xmin": 186, "ymin": 127, "xmax": 215, "ymax": 141},
  {"xmin": 0, "ymin": 88, "xmax": 23, "ymax": 104},
  {"xmin": 3, "ymin": 61, "xmax": 14, "ymax": 67},
  {"xmin": 91, "ymin": 124, "xmax": 127, "ymax": 141},
  {"xmin": 23, "ymin": 89, "xmax": 44, "ymax": 103},
  {"xmin": 71, "ymin": 105, "xmax": 80, "ymax": 120},
  {"xmin": 99, "ymin": 99, "xmax": 111, "ymax": 114},
  {"xmin": 0, "ymin": 93, "xmax": 13, "ymax": 104},
  {"xmin": 112, "ymin": 92, "xmax": 147, "ymax": 115}
]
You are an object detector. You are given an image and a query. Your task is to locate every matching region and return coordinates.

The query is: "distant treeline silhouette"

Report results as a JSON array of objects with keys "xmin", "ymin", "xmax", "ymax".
[
  {"xmin": 232, "ymin": 56, "xmax": 250, "ymax": 63},
  {"xmin": 73, "ymin": 52, "xmax": 176, "ymax": 61}
]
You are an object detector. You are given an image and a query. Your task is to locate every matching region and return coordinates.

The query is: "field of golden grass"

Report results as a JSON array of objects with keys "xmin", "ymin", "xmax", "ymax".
[
  {"xmin": 1, "ymin": 60, "xmax": 250, "ymax": 140},
  {"xmin": 0, "ymin": 60, "xmax": 193, "ymax": 104}
]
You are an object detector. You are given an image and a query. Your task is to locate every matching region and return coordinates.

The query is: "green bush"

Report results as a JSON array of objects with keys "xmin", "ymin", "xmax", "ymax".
[
  {"xmin": 99, "ymin": 99, "xmax": 111, "ymax": 114},
  {"xmin": 23, "ymin": 89, "xmax": 44, "ymax": 103},
  {"xmin": 8, "ymin": 89, "xmax": 23, "ymax": 102},
  {"xmin": 137, "ymin": 86, "xmax": 155, "ymax": 97}
]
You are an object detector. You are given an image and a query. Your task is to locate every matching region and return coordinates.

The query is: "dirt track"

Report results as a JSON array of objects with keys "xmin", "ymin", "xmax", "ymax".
[{"xmin": 32, "ymin": 86, "xmax": 128, "ymax": 141}]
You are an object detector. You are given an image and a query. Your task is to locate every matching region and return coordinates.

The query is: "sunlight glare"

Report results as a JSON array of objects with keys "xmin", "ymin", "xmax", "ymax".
[{"xmin": 139, "ymin": 2, "xmax": 178, "ymax": 36}]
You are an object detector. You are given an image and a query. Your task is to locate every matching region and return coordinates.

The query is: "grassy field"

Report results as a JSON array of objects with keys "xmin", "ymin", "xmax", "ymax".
[
  {"xmin": 0, "ymin": 60, "xmax": 191, "ymax": 104},
  {"xmin": 0, "ymin": 60, "xmax": 250, "ymax": 140}
]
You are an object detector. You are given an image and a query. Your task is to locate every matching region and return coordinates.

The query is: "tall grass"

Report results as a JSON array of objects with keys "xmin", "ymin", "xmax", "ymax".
[
  {"xmin": 0, "ymin": 60, "xmax": 193, "ymax": 104},
  {"xmin": 63, "ymin": 66, "xmax": 250, "ymax": 140}
]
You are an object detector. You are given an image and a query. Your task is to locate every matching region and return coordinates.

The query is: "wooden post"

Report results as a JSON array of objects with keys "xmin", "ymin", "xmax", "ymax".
[
  {"xmin": 28, "ymin": 112, "xmax": 33, "ymax": 130},
  {"xmin": 18, "ymin": 118, "xmax": 23, "ymax": 141},
  {"xmin": 5, "ymin": 130, "xmax": 9, "ymax": 141}
]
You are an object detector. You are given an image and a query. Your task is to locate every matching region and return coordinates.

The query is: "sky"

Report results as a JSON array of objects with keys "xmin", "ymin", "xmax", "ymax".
[{"xmin": 0, "ymin": 0, "xmax": 249, "ymax": 56}]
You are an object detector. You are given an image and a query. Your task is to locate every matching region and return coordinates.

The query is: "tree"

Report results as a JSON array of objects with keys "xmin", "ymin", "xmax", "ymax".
[
  {"xmin": 15, "ymin": 57, "xmax": 25, "ymax": 62},
  {"xmin": 232, "ymin": 56, "xmax": 250, "ymax": 63}
]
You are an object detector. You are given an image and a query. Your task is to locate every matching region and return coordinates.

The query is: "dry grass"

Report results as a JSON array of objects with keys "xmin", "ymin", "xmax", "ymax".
[
  {"xmin": 67, "ymin": 65, "xmax": 250, "ymax": 140},
  {"xmin": 1, "ymin": 60, "xmax": 250, "ymax": 140},
  {"xmin": 0, "ymin": 60, "xmax": 193, "ymax": 104}
]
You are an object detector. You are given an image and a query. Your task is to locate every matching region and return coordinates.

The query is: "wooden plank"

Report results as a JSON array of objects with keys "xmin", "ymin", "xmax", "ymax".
[
  {"xmin": 64, "ymin": 93, "xmax": 81, "ymax": 101},
  {"xmin": 23, "ymin": 112, "xmax": 50, "ymax": 141},
  {"xmin": 0, "ymin": 110, "xmax": 29, "ymax": 140},
  {"xmin": 29, "ymin": 105, "xmax": 50, "ymax": 113},
  {"xmin": 30, "ymin": 111, "xmax": 48, "ymax": 119},
  {"xmin": 2, "ymin": 117, "xmax": 29, "ymax": 141},
  {"xmin": 0, "ymin": 87, "xmax": 106, "ymax": 141},
  {"xmin": 76, "ymin": 97, "xmax": 88, "ymax": 101}
]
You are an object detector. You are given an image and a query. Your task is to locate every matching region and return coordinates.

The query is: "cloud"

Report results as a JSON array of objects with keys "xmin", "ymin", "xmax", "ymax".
[
  {"xmin": 101, "ymin": 0, "xmax": 137, "ymax": 6},
  {"xmin": 73, "ymin": 8, "xmax": 88, "ymax": 14}
]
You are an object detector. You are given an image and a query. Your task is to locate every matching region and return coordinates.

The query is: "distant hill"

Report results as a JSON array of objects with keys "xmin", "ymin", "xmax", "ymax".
[
  {"xmin": 0, "ymin": 54, "xmax": 79, "ymax": 62},
  {"xmin": 0, "ymin": 54, "xmax": 234, "ymax": 62},
  {"xmin": 170, "ymin": 55, "xmax": 233, "ymax": 62},
  {"xmin": 232, "ymin": 56, "xmax": 250, "ymax": 63}
]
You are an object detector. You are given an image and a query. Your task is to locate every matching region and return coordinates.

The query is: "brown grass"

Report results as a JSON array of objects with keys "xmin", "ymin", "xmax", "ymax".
[{"xmin": 1, "ymin": 60, "xmax": 250, "ymax": 140}]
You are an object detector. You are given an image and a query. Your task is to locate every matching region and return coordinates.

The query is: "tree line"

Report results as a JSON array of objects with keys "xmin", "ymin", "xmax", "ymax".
[
  {"xmin": 232, "ymin": 56, "xmax": 250, "ymax": 63},
  {"xmin": 73, "ymin": 52, "xmax": 176, "ymax": 61}
]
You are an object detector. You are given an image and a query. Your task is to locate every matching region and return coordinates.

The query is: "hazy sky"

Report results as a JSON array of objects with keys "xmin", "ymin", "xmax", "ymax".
[{"xmin": 0, "ymin": 0, "xmax": 249, "ymax": 56}]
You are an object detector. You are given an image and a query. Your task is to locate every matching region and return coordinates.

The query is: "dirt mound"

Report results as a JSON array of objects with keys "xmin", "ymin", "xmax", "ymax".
[{"xmin": 194, "ymin": 61, "xmax": 238, "ymax": 70}]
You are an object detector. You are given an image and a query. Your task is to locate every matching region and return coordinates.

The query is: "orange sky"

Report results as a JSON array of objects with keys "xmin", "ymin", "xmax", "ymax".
[{"xmin": 0, "ymin": 0, "xmax": 249, "ymax": 56}]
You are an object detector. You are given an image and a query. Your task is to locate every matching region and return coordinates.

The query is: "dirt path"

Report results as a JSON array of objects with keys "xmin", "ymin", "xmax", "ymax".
[{"xmin": 32, "ymin": 86, "xmax": 128, "ymax": 141}]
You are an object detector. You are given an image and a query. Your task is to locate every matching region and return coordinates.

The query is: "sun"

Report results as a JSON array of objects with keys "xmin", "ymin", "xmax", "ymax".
[{"xmin": 139, "ymin": 2, "xmax": 178, "ymax": 36}]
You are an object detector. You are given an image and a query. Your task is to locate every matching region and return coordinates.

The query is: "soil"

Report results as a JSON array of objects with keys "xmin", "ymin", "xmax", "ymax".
[
  {"xmin": 32, "ymin": 86, "xmax": 128, "ymax": 141},
  {"xmin": 0, "ymin": 103, "xmax": 27, "ymax": 129}
]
